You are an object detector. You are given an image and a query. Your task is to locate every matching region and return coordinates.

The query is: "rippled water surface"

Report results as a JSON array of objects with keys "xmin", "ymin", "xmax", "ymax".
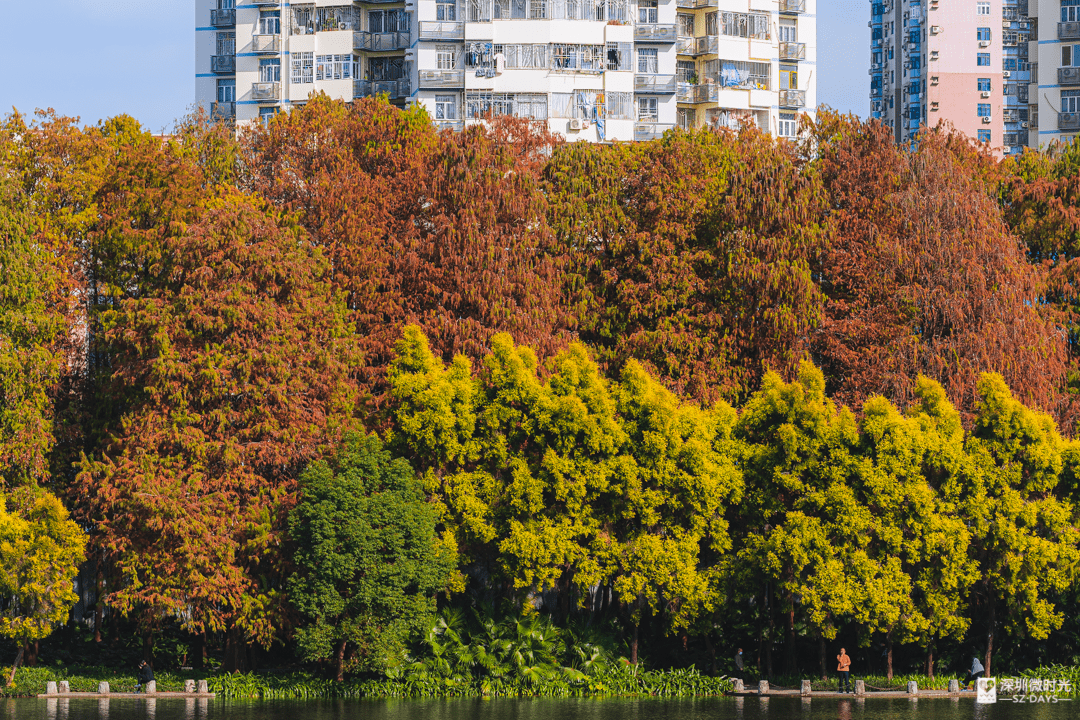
[{"xmin": 2, "ymin": 696, "xmax": 1075, "ymax": 720}]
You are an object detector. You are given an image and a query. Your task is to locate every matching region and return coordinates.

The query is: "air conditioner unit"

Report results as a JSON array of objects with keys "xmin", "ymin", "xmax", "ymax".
[
  {"xmin": 930, "ymin": 25, "xmax": 943, "ymax": 34},
  {"xmin": 1022, "ymin": 121, "xmax": 1029, "ymax": 128},
  {"xmin": 568, "ymin": 118, "xmax": 583, "ymax": 131},
  {"xmin": 979, "ymin": 40, "xmax": 991, "ymax": 47},
  {"xmin": 1003, "ymin": 71, "xmax": 1011, "ymax": 77},
  {"xmin": 981, "ymin": 91, "xmax": 991, "ymax": 98},
  {"xmin": 982, "ymin": 116, "xmax": 992, "ymax": 123}
]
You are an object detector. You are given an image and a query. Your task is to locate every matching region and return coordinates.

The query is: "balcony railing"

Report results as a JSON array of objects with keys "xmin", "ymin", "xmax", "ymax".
[
  {"xmin": 252, "ymin": 34, "xmax": 281, "ymax": 53},
  {"xmin": 779, "ymin": 42, "xmax": 806, "ymax": 61},
  {"xmin": 694, "ymin": 36, "xmax": 718, "ymax": 55},
  {"xmin": 676, "ymin": 0, "xmax": 717, "ymax": 7},
  {"xmin": 354, "ymin": 78, "xmax": 411, "ymax": 100},
  {"xmin": 1061, "ymin": 23, "xmax": 1080, "ymax": 40},
  {"xmin": 354, "ymin": 30, "xmax": 411, "ymax": 51},
  {"xmin": 419, "ymin": 69, "xmax": 465, "ymax": 88},
  {"xmin": 634, "ymin": 123, "xmax": 674, "ymax": 141},
  {"xmin": 211, "ymin": 101, "xmax": 236, "ymax": 122},
  {"xmin": 418, "ymin": 21, "xmax": 465, "ymax": 40},
  {"xmin": 251, "ymin": 0, "xmax": 279, "ymax": 5},
  {"xmin": 779, "ymin": 89, "xmax": 806, "ymax": 107},
  {"xmin": 677, "ymin": 36, "xmax": 694, "ymax": 54},
  {"xmin": 1060, "ymin": 67, "xmax": 1080, "ymax": 86},
  {"xmin": 676, "ymin": 84, "xmax": 694, "ymax": 102},
  {"xmin": 211, "ymin": 55, "xmax": 236, "ymax": 74},
  {"xmin": 779, "ymin": 0, "xmax": 806, "ymax": 12},
  {"xmin": 1003, "ymin": 109, "xmax": 1021, "ymax": 123},
  {"xmin": 1060, "ymin": 112, "xmax": 1080, "ymax": 131},
  {"xmin": 210, "ymin": 9, "xmax": 235, "ymax": 27},
  {"xmin": 435, "ymin": 119, "xmax": 465, "ymax": 132},
  {"xmin": 251, "ymin": 82, "xmax": 281, "ymax": 101},
  {"xmin": 634, "ymin": 24, "xmax": 677, "ymax": 43},
  {"xmin": 634, "ymin": 74, "xmax": 677, "ymax": 94}
]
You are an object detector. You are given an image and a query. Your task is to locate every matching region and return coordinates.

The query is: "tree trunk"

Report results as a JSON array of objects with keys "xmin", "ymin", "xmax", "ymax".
[
  {"xmin": 985, "ymin": 603, "xmax": 995, "ymax": 676},
  {"xmin": 222, "ymin": 627, "xmax": 247, "ymax": 673},
  {"xmin": 766, "ymin": 586, "xmax": 775, "ymax": 680},
  {"xmin": 334, "ymin": 639, "xmax": 347, "ymax": 682},
  {"xmin": 784, "ymin": 594, "xmax": 796, "ymax": 676},
  {"xmin": 703, "ymin": 632, "xmax": 717, "ymax": 675},
  {"xmin": 94, "ymin": 566, "xmax": 104, "ymax": 643},
  {"xmin": 818, "ymin": 633, "xmax": 827, "ymax": 680},
  {"xmin": 886, "ymin": 635, "xmax": 894, "ymax": 682},
  {"xmin": 143, "ymin": 628, "xmax": 154, "ymax": 665},
  {"xmin": 7, "ymin": 647, "xmax": 24, "ymax": 686},
  {"xmin": 926, "ymin": 635, "xmax": 936, "ymax": 680},
  {"xmin": 23, "ymin": 641, "xmax": 39, "ymax": 668},
  {"xmin": 631, "ymin": 622, "xmax": 639, "ymax": 665}
]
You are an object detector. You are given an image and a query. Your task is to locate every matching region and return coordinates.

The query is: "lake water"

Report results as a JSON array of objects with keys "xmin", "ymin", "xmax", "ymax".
[{"xmin": 1, "ymin": 696, "xmax": 1074, "ymax": 720}]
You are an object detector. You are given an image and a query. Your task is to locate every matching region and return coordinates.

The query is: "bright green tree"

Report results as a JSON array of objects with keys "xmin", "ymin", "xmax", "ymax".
[
  {"xmin": 288, "ymin": 433, "xmax": 455, "ymax": 681},
  {"xmin": 0, "ymin": 487, "xmax": 86, "ymax": 682}
]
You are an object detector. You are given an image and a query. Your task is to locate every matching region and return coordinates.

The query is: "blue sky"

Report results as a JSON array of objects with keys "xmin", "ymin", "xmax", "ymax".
[{"xmin": 0, "ymin": 0, "xmax": 867, "ymax": 132}]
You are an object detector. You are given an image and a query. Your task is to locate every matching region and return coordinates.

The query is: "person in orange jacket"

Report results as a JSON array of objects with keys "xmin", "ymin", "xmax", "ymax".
[{"xmin": 837, "ymin": 648, "xmax": 852, "ymax": 693}]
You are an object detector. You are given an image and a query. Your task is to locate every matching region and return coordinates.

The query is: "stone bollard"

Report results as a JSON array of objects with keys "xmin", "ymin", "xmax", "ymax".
[
  {"xmin": 58, "ymin": 681, "xmax": 69, "ymax": 694},
  {"xmin": 801, "ymin": 680, "xmax": 812, "ymax": 696},
  {"xmin": 732, "ymin": 678, "xmax": 744, "ymax": 693},
  {"xmin": 855, "ymin": 679, "xmax": 866, "ymax": 696},
  {"xmin": 758, "ymin": 680, "xmax": 770, "ymax": 695},
  {"xmin": 145, "ymin": 680, "xmax": 156, "ymax": 694},
  {"xmin": 184, "ymin": 679, "xmax": 196, "ymax": 694},
  {"xmin": 948, "ymin": 679, "xmax": 960, "ymax": 694},
  {"xmin": 98, "ymin": 682, "xmax": 110, "ymax": 695},
  {"xmin": 197, "ymin": 679, "xmax": 209, "ymax": 695},
  {"xmin": 907, "ymin": 680, "xmax": 918, "ymax": 695},
  {"xmin": 46, "ymin": 681, "xmax": 58, "ymax": 695}
]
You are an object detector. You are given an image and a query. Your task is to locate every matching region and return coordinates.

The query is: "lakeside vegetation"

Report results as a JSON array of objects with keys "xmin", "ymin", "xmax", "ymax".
[{"xmin": 6, "ymin": 97, "xmax": 1080, "ymax": 693}]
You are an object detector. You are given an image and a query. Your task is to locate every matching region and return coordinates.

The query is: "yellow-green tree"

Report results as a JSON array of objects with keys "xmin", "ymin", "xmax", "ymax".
[{"xmin": 0, "ymin": 487, "xmax": 86, "ymax": 682}]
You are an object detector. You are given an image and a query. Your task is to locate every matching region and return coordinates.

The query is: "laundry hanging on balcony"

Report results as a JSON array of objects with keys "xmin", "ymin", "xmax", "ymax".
[{"xmin": 720, "ymin": 61, "xmax": 750, "ymax": 88}]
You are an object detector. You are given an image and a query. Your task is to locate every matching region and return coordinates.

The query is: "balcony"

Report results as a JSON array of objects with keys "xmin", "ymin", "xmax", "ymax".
[
  {"xmin": 210, "ymin": 101, "xmax": 235, "ymax": 122},
  {"xmin": 634, "ymin": 123, "xmax": 674, "ymax": 141},
  {"xmin": 252, "ymin": 34, "xmax": 281, "ymax": 53},
  {"xmin": 677, "ymin": 36, "xmax": 694, "ymax": 54},
  {"xmin": 692, "ymin": 84, "xmax": 720, "ymax": 103},
  {"xmin": 419, "ymin": 69, "xmax": 465, "ymax": 88},
  {"xmin": 1060, "ymin": 113, "xmax": 1080, "ymax": 131},
  {"xmin": 1060, "ymin": 67, "xmax": 1080, "ymax": 86},
  {"xmin": 211, "ymin": 55, "xmax": 235, "ymax": 74},
  {"xmin": 354, "ymin": 78, "xmax": 411, "ymax": 100},
  {"xmin": 354, "ymin": 30, "xmax": 411, "ymax": 51},
  {"xmin": 677, "ymin": 84, "xmax": 694, "ymax": 102},
  {"xmin": 635, "ymin": 74, "xmax": 677, "ymax": 94},
  {"xmin": 693, "ymin": 36, "xmax": 718, "ymax": 55},
  {"xmin": 1061, "ymin": 23, "xmax": 1080, "ymax": 40},
  {"xmin": 251, "ymin": 0, "xmax": 279, "ymax": 4},
  {"xmin": 251, "ymin": 82, "xmax": 281, "ymax": 101},
  {"xmin": 779, "ymin": 89, "xmax": 806, "ymax": 107},
  {"xmin": 435, "ymin": 120, "xmax": 465, "ymax": 132},
  {"xmin": 210, "ymin": 9, "xmax": 235, "ymax": 27},
  {"xmin": 418, "ymin": 21, "xmax": 465, "ymax": 40},
  {"xmin": 779, "ymin": 42, "xmax": 806, "ymax": 61},
  {"xmin": 635, "ymin": 24, "xmax": 677, "ymax": 43},
  {"xmin": 779, "ymin": 0, "xmax": 806, "ymax": 12},
  {"xmin": 676, "ymin": 0, "xmax": 717, "ymax": 7}
]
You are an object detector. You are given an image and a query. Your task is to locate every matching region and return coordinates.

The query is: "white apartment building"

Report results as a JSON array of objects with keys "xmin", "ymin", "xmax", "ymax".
[
  {"xmin": 1029, "ymin": 0, "xmax": 1080, "ymax": 146},
  {"xmin": 196, "ymin": 0, "xmax": 815, "ymax": 142}
]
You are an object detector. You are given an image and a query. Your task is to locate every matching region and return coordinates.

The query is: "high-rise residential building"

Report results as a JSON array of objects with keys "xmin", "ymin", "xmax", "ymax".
[
  {"xmin": 196, "ymin": 0, "xmax": 816, "ymax": 142},
  {"xmin": 870, "ymin": 0, "xmax": 1032, "ymax": 156},
  {"xmin": 1029, "ymin": 0, "xmax": 1080, "ymax": 147}
]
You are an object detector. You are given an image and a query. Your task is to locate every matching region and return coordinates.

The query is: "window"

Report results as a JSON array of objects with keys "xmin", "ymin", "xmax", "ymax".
[
  {"xmin": 515, "ymin": 94, "xmax": 548, "ymax": 119},
  {"xmin": 778, "ymin": 112, "xmax": 797, "ymax": 137},
  {"xmin": 780, "ymin": 64, "xmax": 797, "ymax": 90},
  {"xmin": 216, "ymin": 31, "xmax": 235, "ymax": 55},
  {"xmin": 977, "ymin": 53, "xmax": 990, "ymax": 66},
  {"xmin": 978, "ymin": 78, "xmax": 991, "ymax": 92},
  {"xmin": 314, "ymin": 7, "xmax": 358, "ymax": 31},
  {"xmin": 976, "ymin": 2, "xmax": 990, "ymax": 15},
  {"xmin": 977, "ymin": 129, "xmax": 991, "ymax": 143},
  {"xmin": 1063, "ymin": 89, "xmax": 1080, "ymax": 113},
  {"xmin": 216, "ymin": 78, "xmax": 235, "ymax": 103},
  {"xmin": 316, "ymin": 54, "xmax": 352, "ymax": 80},
  {"xmin": 438, "ymin": 0, "xmax": 457, "ymax": 20},
  {"xmin": 639, "ymin": 0, "xmax": 657, "ymax": 24},
  {"xmin": 638, "ymin": 96, "xmax": 658, "ymax": 121},
  {"xmin": 607, "ymin": 42, "xmax": 631, "ymax": 71},
  {"xmin": 1065, "ymin": 0, "xmax": 1080, "ymax": 22},
  {"xmin": 260, "ymin": 58, "xmax": 281, "ymax": 83},
  {"xmin": 779, "ymin": 20, "xmax": 796, "ymax": 43},
  {"xmin": 259, "ymin": 107, "xmax": 278, "ymax": 127},
  {"xmin": 435, "ymin": 94, "xmax": 458, "ymax": 120},
  {"xmin": 977, "ymin": 103, "xmax": 991, "ymax": 118},
  {"xmin": 638, "ymin": 47, "xmax": 658, "ymax": 74},
  {"xmin": 370, "ymin": 56, "xmax": 405, "ymax": 81},
  {"xmin": 677, "ymin": 59, "xmax": 695, "ymax": 84},
  {"xmin": 258, "ymin": 10, "xmax": 280, "ymax": 34},
  {"xmin": 678, "ymin": 13, "xmax": 694, "ymax": 37},
  {"xmin": 437, "ymin": 45, "xmax": 458, "ymax": 70},
  {"xmin": 1064, "ymin": 45, "xmax": 1080, "ymax": 67},
  {"xmin": 369, "ymin": 10, "xmax": 406, "ymax": 32},
  {"xmin": 292, "ymin": 52, "xmax": 314, "ymax": 83},
  {"xmin": 677, "ymin": 108, "xmax": 694, "ymax": 131},
  {"xmin": 218, "ymin": 0, "xmax": 234, "ymax": 8},
  {"xmin": 977, "ymin": 27, "xmax": 991, "ymax": 41}
]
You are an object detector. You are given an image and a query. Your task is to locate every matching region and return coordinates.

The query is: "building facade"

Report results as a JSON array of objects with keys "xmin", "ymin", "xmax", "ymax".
[
  {"xmin": 870, "ymin": 0, "xmax": 1032, "ymax": 156},
  {"xmin": 1029, "ymin": 0, "xmax": 1080, "ymax": 147},
  {"xmin": 196, "ymin": 0, "xmax": 816, "ymax": 142}
]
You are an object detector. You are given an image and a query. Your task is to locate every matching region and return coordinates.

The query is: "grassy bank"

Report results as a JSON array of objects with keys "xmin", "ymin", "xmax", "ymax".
[{"xmin": 2, "ymin": 665, "xmax": 729, "ymax": 700}]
